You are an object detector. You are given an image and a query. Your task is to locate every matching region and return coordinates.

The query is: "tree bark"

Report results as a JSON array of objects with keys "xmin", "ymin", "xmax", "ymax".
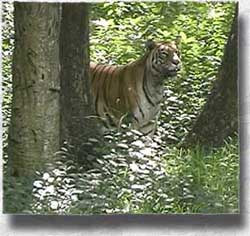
[
  {"xmin": 8, "ymin": 3, "xmax": 61, "ymax": 176},
  {"xmin": 183, "ymin": 6, "xmax": 238, "ymax": 147},
  {"xmin": 60, "ymin": 3, "xmax": 100, "ymax": 157}
]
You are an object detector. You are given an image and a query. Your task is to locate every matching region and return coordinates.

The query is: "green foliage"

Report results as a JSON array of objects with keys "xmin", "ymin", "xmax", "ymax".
[
  {"xmin": 90, "ymin": 1, "xmax": 235, "ymax": 142},
  {"xmin": 2, "ymin": 2, "xmax": 14, "ymax": 165},
  {"xmin": 28, "ymin": 131, "xmax": 238, "ymax": 214},
  {"xmin": 2, "ymin": 2, "xmax": 238, "ymax": 214},
  {"xmin": 70, "ymin": 133, "xmax": 239, "ymax": 214},
  {"xmin": 3, "ymin": 174, "xmax": 34, "ymax": 213}
]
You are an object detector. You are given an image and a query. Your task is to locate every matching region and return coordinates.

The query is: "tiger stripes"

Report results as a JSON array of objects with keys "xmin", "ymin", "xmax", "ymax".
[{"xmin": 90, "ymin": 40, "xmax": 181, "ymax": 135}]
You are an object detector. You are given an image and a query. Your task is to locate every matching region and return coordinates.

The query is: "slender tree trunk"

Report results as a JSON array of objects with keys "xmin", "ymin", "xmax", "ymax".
[
  {"xmin": 8, "ymin": 3, "xmax": 61, "ymax": 177},
  {"xmin": 60, "ymin": 3, "xmax": 100, "ymax": 157},
  {"xmin": 183, "ymin": 6, "xmax": 238, "ymax": 147}
]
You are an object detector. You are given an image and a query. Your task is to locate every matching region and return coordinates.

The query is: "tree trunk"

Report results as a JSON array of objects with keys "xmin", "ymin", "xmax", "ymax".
[
  {"xmin": 60, "ymin": 3, "xmax": 100, "ymax": 158},
  {"xmin": 183, "ymin": 6, "xmax": 238, "ymax": 147},
  {"xmin": 8, "ymin": 3, "xmax": 61, "ymax": 177}
]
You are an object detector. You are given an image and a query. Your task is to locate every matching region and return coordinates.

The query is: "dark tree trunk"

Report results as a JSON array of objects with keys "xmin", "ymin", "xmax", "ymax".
[
  {"xmin": 183, "ymin": 6, "xmax": 238, "ymax": 147},
  {"xmin": 8, "ymin": 3, "xmax": 61, "ymax": 177},
  {"xmin": 60, "ymin": 3, "xmax": 100, "ymax": 157}
]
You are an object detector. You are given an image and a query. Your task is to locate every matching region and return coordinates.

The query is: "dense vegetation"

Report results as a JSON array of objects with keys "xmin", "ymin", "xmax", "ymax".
[
  {"xmin": 90, "ymin": 2, "xmax": 236, "ymax": 143},
  {"xmin": 3, "ymin": 2, "xmax": 239, "ymax": 214}
]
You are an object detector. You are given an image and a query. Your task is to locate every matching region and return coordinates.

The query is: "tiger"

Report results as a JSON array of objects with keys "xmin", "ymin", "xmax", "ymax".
[{"xmin": 90, "ymin": 39, "xmax": 181, "ymax": 135}]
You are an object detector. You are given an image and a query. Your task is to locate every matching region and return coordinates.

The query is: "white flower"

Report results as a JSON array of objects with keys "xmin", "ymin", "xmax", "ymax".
[
  {"xmin": 131, "ymin": 184, "xmax": 146, "ymax": 190},
  {"xmin": 140, "ymin": 147, "xmax": 153, "ymax": 156},
  {"xmin": 42, "ymin": 173, "xmax": 50, "ymax": 180},
  {"xmin": 50, "ymin": 201, "xmax": 59, "ymax": 210},
  {"xmin": 148, "ymin": 160, "xmax": 157, "ymax": 168},
  {"xmin": 52, "ymin": 169, "xmax": 62, "ymax": 176},
  {"xmin": 33, "ymin": 180, "xmax": 43, "ymax": 188},
  {"xmin": 38, "ymin": 189, "xmax": 44, "ymax": 196},
  {"xmin": 129, "ymin": 151, "xmax": 144, "ymax": 159},
  {"xmin": 71, "ymin": 195, "xmax": 78, "ymax": 201},
  {"xmin": 130, "ymin": 162, "xmax": 139, "ymax": 172},
  {"xmin": 150, "ymin": 141, "xmax": 159, "ymax": 148},
  {"xmin": 129, "ymin": 175, "xmax": 135, "ymax": 182},
  {"xmin": 92, "ymin": 18, "xmax": 109, "ymax": 28},
  {"xmin": 48, "ymin": 177, "xmax": 55, "ymax": 183},
  {"xmin": 131, "ymin": 140, "xmax": 145, "ymax": 148},
  {"xmin": 45, "ymin": 185, "xmax": 55, "ymax": 194}
]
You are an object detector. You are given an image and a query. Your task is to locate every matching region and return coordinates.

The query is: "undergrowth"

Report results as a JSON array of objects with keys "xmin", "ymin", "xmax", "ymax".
[
  {"xmin": 2, "ymin": 2, "xmax": 239, "ymax": 214},
  {"xmin": 7, "ymin": 129, "xmax": 237, "ymax": 215}
]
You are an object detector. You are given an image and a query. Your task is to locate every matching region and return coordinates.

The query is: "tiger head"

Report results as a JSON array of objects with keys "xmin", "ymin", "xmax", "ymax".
[{"xmin": 146, "ymin": 39, "xmax": 182, "ymax": 78}]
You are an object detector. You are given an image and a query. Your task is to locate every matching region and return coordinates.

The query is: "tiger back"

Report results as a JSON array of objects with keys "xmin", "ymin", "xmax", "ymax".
[{"xmin": 90, "ymin": 40, "xmax": 181, "ymax": 135}]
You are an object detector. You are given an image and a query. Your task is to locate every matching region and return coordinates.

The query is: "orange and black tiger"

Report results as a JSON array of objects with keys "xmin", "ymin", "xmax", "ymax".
[{"xmin": 90, "ymin": 40, "xmax": 181, "ymax": 135}]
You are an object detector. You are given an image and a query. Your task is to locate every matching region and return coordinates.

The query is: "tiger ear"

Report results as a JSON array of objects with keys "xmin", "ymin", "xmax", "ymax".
[
  {"xmin": 175, "ymin": 35, "xmax": 182, "ymax": 46},
  {"xmin": 146, "ymin": 40, "xmax": 156, "ymax": 50}
]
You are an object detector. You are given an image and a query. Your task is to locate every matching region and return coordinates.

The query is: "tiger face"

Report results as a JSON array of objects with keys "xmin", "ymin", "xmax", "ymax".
[{"xmin": 146, "ymin": 40, "xmax": 182, "ymax": 78}]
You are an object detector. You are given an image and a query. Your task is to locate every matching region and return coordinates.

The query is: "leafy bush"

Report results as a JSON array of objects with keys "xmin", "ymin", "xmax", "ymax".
[
  {"xmin": 28, "ymin": 131, "xmax": 238, "ymax": 214},
  {"xmin": 90, "ymin": 1, "xmax": 235, "ymax": 142},
  {"xmin": 2, "ymin": 2, "xmax": 238, "ymax": 214}
]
